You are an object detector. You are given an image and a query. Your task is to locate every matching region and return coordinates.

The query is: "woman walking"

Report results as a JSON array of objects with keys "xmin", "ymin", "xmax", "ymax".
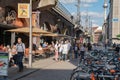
[{"xmin": 54, "ymin": 41, "xmax": 59, "ymax": 61}]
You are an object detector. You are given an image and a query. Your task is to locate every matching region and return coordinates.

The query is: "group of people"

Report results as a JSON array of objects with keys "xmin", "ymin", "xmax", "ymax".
[
  {"xmin": 0, "ymin": 37, "xmax": 101, "ymax": 73},
  {"xmin": 32, "ymin": 40, "xmax": 72, "ymax": 61},
  {"xmin": 73, "ymin": 43, "xmax": 92, "ymax": 59},
  {"xmin": 53, "ymin": 40, "xmax": 72, "ymax": 61}
]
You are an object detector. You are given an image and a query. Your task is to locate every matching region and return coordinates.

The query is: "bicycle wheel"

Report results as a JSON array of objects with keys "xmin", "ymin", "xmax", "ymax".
[
  {"xmin": 73, "ymin": 66, "xmax": 90, "ymax": 74},
  {"xmin": 70, "ymin": 70, "xmax": 90, "ymax": 80},
  {"xmin": 73, "ymin": 66, "xmax": 82, "ymax": 73},
  {"xmin": 90, "ymin": 51, "xmax": 99, "ymax": 59}
]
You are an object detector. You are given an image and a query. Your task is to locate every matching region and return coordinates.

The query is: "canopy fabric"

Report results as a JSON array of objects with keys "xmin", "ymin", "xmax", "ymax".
[
  {"xmin": 42, "ymin": 33, "xmax": 67, "ymax": 37},
  {"xmin": 6, "ymin": 27, "xmax": 51, "ymax": 34},
  {"xmin": 33, "ymin": 33, "xmax": 68, "ymax": 37}
]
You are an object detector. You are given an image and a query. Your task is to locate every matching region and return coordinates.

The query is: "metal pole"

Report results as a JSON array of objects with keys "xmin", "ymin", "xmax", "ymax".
[
  {"xmin": 77, "ymin": 0, "xmax": 80, "ymax": 26},
  {"xmin": 29, "ymin": 0, "xmax": 32, "ymax": 68},
  {"xmin": 103, "ymin": 0, "xmax": 108, "ymax": 43},
  {"xmin": 11, "ymin": 32, "xmax": 15, "ymax": 47}
]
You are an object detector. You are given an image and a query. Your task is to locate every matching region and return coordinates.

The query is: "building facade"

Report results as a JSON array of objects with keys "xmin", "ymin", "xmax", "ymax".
[
  {"xmin": 107, "ymin": 0, "xmax": 120, "ymax": 43},
  {"xmin": 92, "ymin": 27, "xmax": 102, "ymax": 43},
  {"xmin": 0, "ymin": 0, "xmax": 75, "ymax": 46}
]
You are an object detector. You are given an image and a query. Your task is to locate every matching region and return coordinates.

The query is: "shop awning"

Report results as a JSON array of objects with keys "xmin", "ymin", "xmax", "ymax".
[
  {"xmin": 0, "ymin": 23, "xmax": 17, "ymax": 29},
  {"xmin": 33, "ymin": 33, "xmax": 68, "ymax": 37},
  {"xmin": 6, "ymin": 27, "xmax": 51, "ymax": 34},
  {"xmin": 42, "ymin": 33, "xmax": 67, "ymax": 37}
]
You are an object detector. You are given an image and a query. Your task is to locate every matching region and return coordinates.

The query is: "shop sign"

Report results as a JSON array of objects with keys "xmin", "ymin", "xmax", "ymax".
[
  {"xmin": 112, "ymin": 18, "xmax": 119, "ymax": 22},
  {"xmin": 0, "ymin": 52, "xmax": 8, "ymax": 76},
  {"xmin": 18, "ymin": 3, "xmax": 30, "ymax": 18}
]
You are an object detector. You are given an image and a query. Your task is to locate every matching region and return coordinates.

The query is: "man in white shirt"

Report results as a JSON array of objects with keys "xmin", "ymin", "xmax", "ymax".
[{"xmin": 62, "ymin": 41, "xmax": 69, "ymax": 61}]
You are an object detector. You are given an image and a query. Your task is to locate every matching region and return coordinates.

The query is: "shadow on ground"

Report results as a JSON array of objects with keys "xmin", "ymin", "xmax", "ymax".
[{"xmin": 8, "ymin": 59, "xmax": 77, "ymax": 80}]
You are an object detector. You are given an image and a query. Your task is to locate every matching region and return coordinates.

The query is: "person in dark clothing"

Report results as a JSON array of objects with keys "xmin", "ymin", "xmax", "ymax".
[
  {"xmin": 74, "ymin": 44, "xmax": 78, "ymax": 59},
  {"xmin": 87, "ymin": 43, "xmax": 92, "ymax": 51},
  {"xmin": 33, "ymin": 43, "xmax": 37, "ymax": 51},
  {"xmin": 115, "ymin": 45, "xmax": 120, "ymax": 53},
  {"xmin": 104, "ymin": 43, "xmax": 107, "ymax": 49},
  {"xmin": 113, "ymin": 43, "xmax": 116, "ymax": 48},
  {"xmin": 83, "ymin": 43, "xmax": 86, "ymax": 48}
]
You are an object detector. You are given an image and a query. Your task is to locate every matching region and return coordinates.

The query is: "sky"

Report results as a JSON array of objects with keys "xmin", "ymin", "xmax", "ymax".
[{"xmin": 59, "ymin": 0, "xmax": 107, "ymax": 27}]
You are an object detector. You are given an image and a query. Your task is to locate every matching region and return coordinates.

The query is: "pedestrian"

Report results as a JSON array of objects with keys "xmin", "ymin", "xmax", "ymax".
[
  {"xmin": 16, "ymin": 38, "xmax": 25, "ymax": 72},
  {"xmin": 115, "ymin": 45, "xmax": 120, "ymax": 54},
  {"xmin": 93, "ymin": 44, "xmax": 98, "ymax": 50},
  {"xmin": 83, "ymin": 43, "xmax": 87, "ymax": 48},
  {"xmin": 113, "ymin": 42, "xmax": 116, "ymax": 48},
  {"xmin": 6, "ymin": 45, "xmax": 11, "ymax": 60},
  {"xmin": 0, "ymin": 44, "xmax": 4, "ymax": 52},
  {"xmin": 80, "ymin": 44, "xmax": 85, "ymax": 60},
  {"xmin": 104, "ymin": 43, "xmax": 107, "ymax": 49},
  {"xmin": 54, "ymin": 41, "xmax": 59, "ymax": 61},
  {"xmin": 42, "ymin": 42, "xmax": 47, "ymax": 48},
  {"xmin": 66, "ymin": 40, "xmax": 71, "ymax": 59},
  {"xmin": 87, "ymin": 43, "xmax": 92, "ymax": 52},
  {"xmin": 9, "ymin": 45, "xmax": 17, "ymax": 67},
  {"xmin": 33, "ymin": 43, "xmax": 37, "ymax": 51},
  {"xmin": 74, "ymin": 44, "xmax": 79, "ymax": 59},
  {"xmin": 58, "ymin": 41, "xmax": 63, "ymax": 60},
  {"xmin": 62, "ymin": 41, "xmax": 69, "ymax": 61}
]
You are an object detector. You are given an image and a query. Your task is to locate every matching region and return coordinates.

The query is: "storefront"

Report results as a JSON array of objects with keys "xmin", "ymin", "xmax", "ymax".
[
  {"xmin": 0, "ymin": 6, "xmax": 29, "ymax": 46},
  {"xmin": 0, "ymin": 25, "xmax": 12, "ymax": 46}
]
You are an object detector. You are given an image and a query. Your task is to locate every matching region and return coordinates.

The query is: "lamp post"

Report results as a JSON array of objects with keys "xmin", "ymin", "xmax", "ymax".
[
  {"xmin": 29, "ymin": 0, "xmax": 32, "ymax": 68},
  {"xmin": 103, "ymin": 0, "xmax": 108, "ymax": 43},
  {"xmin": 76, "ymin": 0, "xmax": 80, "ymax": 26}
]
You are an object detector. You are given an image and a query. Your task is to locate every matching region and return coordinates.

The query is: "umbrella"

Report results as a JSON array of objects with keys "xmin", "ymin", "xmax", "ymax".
[{"xmin": 6, "ymin": 27, "xmax": 51, "ymax": 34}]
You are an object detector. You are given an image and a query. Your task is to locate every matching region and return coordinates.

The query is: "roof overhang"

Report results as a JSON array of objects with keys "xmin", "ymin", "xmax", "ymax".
[
  {"xmin": 0, "ymin": 23, "xmax": 17, "ymax": 29},
  {"xmin": 33, "ymin": 0, "xmax": 57, "ymax": 10}
]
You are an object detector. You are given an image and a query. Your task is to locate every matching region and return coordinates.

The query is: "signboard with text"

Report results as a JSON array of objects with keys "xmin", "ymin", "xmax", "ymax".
[
  {"xmin": 18, "ymin": 3, "xmax": 30, "ymax": 18},
  {"xmin": 0, "ymin": 52, "xmax": 8, "ymax": 76},
  {"xmin": 112, "ymin": 18, "xmax": 119, "ymax": 22}
]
